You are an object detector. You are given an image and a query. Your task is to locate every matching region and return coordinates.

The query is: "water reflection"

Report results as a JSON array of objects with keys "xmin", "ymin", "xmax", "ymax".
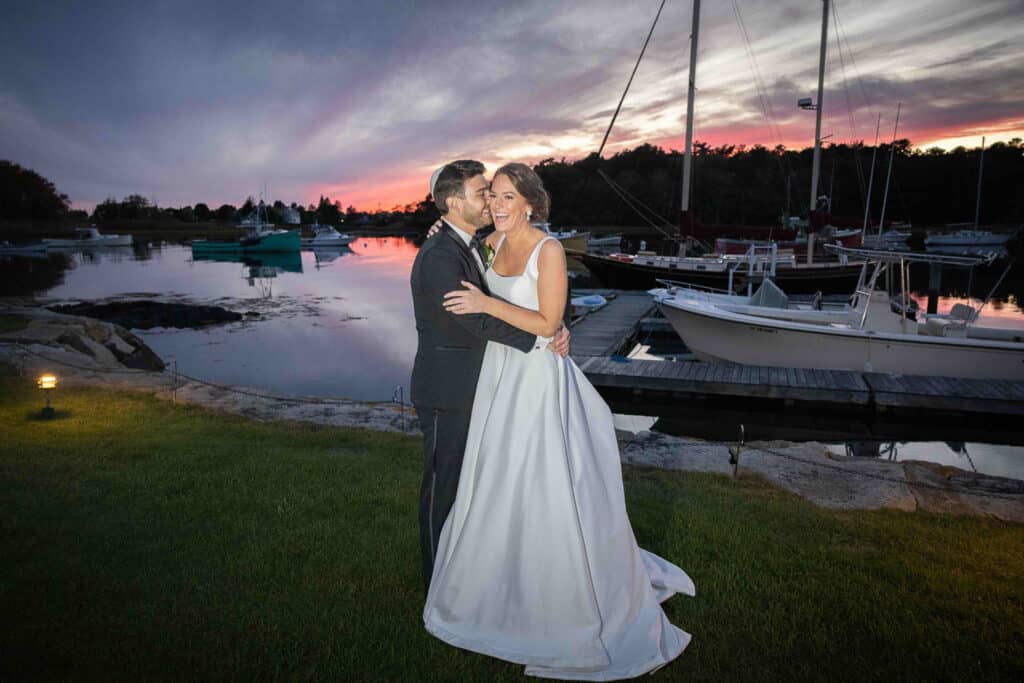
[
  {"xmin": 6, "ymin": 238, "xmax": 419, "ymax": 401},
  {"xmin": 0, "ymin": 251, "xmax": 74, "ymax": 296},
  {"xmin": 826, "ymin": 441, "xmax": 1021, "ymax": 481}
]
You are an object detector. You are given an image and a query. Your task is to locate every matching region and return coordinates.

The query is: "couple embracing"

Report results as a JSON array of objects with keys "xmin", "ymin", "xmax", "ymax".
[{"xmin": 410, "ymin": 160, "xmax": 694, "ymax": 679}]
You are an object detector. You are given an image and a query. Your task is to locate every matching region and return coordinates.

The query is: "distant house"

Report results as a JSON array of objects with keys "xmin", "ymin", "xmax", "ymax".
[{"xmin": 280, "ymin": 206, "xmax": 301, "ymax": 224}]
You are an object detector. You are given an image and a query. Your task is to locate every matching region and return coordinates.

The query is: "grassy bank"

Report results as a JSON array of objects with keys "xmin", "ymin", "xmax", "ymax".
[{"xmin": 1, "ymin": 366, "xmax": 1021, "ymax": 681}]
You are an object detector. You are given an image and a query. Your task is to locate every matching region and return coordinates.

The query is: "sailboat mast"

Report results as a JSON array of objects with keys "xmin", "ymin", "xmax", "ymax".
[
  {"xmin": 974, "ymin": 136, "xmax": 986, "ymax": 229},
  {"xmin": 681, "ymin": 0, "xmax": 700, "ymax": 214},
  {"xmin": 809, "ymin": 0, "xmax": 829, "ymax": 212},
  {"xmin": 863, "ymin": 113, "xmax": 881, "ymax": 234},
  {"xmin": 877, "ymin": 101, "xmax": 901, "ymax": 233}
]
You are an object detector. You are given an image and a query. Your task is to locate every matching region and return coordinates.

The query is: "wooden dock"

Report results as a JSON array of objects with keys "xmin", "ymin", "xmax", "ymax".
[{"xmin": 569, "ymin": 290, "xmax": 1024, "ymax": 420}]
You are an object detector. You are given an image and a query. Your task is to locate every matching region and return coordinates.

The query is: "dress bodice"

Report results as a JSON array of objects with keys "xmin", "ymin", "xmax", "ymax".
[{"xmin": 484, "ymin": 236, "xmax": 555, "ymax": 312}]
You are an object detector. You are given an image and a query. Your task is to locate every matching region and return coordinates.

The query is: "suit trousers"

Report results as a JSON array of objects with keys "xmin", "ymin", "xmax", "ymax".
[{"xmin": 417, "ymin": 406, "xmax": 472, "ymax": 594}]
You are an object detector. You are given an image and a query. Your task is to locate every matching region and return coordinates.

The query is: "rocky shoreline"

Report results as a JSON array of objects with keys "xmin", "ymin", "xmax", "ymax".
[{"xmin": 2, "ymin": 300, "xmax": 1022, "ymax": 522}]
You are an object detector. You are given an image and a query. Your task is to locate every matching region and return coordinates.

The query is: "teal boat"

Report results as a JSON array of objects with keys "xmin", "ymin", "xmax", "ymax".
[
  {"xmin": 191, "ymin": 228, "xmax": 300, "ymax": 253},
  {"xmin": 191, "ymin": 200, "xmax": 301, "ymax": 254}
]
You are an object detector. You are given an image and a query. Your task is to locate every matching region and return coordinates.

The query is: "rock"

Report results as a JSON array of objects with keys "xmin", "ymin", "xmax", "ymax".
[
  {"xmin": 47, "ymin": 300, "xmax": 243, "ymax": 329},
  {"xmin": 903, "ymin": 461, "xmax": 1024, "ymax": 523},
  {"xmin": 56, "ymin": 330, "xmax": 121, "ymax": 368}
]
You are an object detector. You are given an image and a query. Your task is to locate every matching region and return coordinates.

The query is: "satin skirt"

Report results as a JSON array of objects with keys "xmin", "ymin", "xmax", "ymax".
[{"xmin": 423, "ymin": 343, "xmax": 695, "ymax": 680}]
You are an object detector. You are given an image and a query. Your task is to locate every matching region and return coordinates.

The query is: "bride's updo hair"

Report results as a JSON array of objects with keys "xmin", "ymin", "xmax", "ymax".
[{"xmin": 494, "ymin": 163, "xmax": 550, "ymax": 222}]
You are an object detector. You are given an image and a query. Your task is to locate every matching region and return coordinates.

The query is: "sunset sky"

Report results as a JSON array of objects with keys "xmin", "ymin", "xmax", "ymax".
[{"xmin": 2, "ymin": 0, "xmax": 1021, "ymax": 213}]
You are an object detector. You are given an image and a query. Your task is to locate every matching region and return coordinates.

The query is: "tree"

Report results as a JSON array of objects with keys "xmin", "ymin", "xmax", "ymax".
[
  {"xmin": 316, "ymin": 195, "xmax": 342, "ymax": 224},
  {"xmin": 214, "ymin": 204, "xmax": 237, "ymax": 221},
  {"xmin": 0, "ymin": 160, "xmax": 70, "ymax": 220},
  {"xmin": 193, "ymin": 203, "xmax": 211, "ymax": 221}
]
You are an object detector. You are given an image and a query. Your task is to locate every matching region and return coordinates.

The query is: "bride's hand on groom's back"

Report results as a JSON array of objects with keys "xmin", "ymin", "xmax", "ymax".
[{"xmin": 426, "ymin": 219, "xmax": 443, "ymax": 238}]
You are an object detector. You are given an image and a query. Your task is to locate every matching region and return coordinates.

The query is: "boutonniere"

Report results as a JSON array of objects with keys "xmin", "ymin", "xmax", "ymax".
[{"xmin": 483, "ymin": 243, "xmax": 496, "ymax": 270}]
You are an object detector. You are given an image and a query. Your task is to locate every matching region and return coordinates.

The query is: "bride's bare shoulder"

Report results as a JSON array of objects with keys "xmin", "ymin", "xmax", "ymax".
[{"xmin": 537, "ymin": 236, "xmax": 566, "ymax": 265}]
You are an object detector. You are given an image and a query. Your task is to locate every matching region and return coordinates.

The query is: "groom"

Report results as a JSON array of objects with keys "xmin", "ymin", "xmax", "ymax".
[{"xmin": 410, "ymin": 159, "xmax": 569, "ymax": 592}]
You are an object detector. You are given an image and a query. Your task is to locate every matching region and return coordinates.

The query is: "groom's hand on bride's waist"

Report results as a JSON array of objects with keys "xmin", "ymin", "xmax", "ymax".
[{"xmin": 548, "ymin": 325, "xmax": 570, "ymax": 358}]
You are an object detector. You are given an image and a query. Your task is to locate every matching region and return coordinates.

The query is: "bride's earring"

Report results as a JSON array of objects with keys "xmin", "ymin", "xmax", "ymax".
[{"xmin": 526, "ymin": 209, "xmax": 533, "ymax": 220}]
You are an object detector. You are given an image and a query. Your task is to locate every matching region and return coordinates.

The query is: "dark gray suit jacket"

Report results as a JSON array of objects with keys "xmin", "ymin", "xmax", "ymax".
[{"xmin": 410, "ymin": 223, "xmax": 536, "ymax": 412}]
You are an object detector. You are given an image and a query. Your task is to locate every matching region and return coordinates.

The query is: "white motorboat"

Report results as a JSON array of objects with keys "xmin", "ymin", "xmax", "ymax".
[
  {"xmin": 652, "ymin": 246, "xmax": 1024, "ymax": 380},
  {"xmin": 0, "ymin": 241, "xmax": 48, "ymax": 255},
  {"xmin": 301, "ymin": 224, "xmax": 355, "ymax": 248},
  {"xmin": 925, "ymin": 228, "xmax": 1016, "ymax": 247},
  {"xmin": 42, "ymin": 226, "xmax": 132, "ymax": 248}
]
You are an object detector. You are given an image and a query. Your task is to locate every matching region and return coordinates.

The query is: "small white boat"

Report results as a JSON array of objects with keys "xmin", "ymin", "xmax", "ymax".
[
  {"xmin": 925, "ymin": 228, "xmax": 1016, "ymax": 247},
  {"xmin": 301, "ymin": 224, "xmax": 355, "ymax": 248},
  {"xmin": 588, "ymin": 234, "xmax": 622, "ymax": 247},
  {"xmin": 652, "ymin": 247, "xmax": 1023, "ymax": 380},
  {"xmin": 0, "ymin": 241, "xmax": 48, "ymax": 254},
  {"xmin": 570, "ymin": 293, "xmax": 608, "ymax": 317},
  {"xmin": 42, "ymin": 226, "xmax": 132, "ymax": 248}
]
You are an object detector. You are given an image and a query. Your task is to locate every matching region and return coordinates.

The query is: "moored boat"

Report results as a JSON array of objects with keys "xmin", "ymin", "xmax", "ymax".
[
  {"xmin": 191, "ymin": 229, "xmax": 300, "ymax": 253},
  {"xmin": 925, "ymin": 228, "xmax": 1017, "ymax": 247},
  {"xmin": 652, "ymin": 247, "xmax": 1023, "ymax": 379},
  {"xmin": 576, "ymin": 246, "xmax": 864, "ymax": 293},
  {"xmin": 0, "ymin": 241, "xmax": 48, "ymax": 254},
  {"xmin": 301, "ymin": 224, "xmax": 355, "ymax": 248},
  {"xmin": 191, "ymin": 200, "xmax": 300, "ymax": 254},
  {"xmin": 42, "ymin": 226, "xmax": 132, "ymax": 248}
]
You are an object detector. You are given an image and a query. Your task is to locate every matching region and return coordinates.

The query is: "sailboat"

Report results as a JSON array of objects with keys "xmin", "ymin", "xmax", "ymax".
[{"xmin": 580, "ymin": 0, "xmax": 865, "ymax": 292}]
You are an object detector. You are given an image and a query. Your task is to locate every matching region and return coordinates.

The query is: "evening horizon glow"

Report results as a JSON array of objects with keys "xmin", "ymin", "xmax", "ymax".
[{"xmin": 2, "ymin": 0, "xmax": 1021, "ymax": 214}]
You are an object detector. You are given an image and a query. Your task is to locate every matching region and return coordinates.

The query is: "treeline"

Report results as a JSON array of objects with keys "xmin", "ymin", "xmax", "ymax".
[
  {"xmin": 89, "ymin": 194, "xmax": 359, "ymax": 226},
  {"xmin": 4, "ymin": 138, "xmax": 1021, "ymax": 233},
  {"xmin": 535, "ymin": 139, "xmax": 1023, "ymax": 228}
]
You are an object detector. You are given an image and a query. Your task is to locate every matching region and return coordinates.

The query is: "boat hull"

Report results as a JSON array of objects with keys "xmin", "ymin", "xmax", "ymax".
[
  {"xmin": 302, "ymin": 235, "xmax": 355, "ymax": 247},
  {"xmin": 42, "ymin": 235, "xmax": 132, "ymax": 248},
  {"xmin": 579, "ymin": 252, "xmax": 863, "ymax": 293},
  {"xmin": 556, "ymin": 233, "xmax": 591, "ymax": 251},
  {"xmin": 191, "ymin": 229, "xmax": 300, "ymax": 253},
  {"xmin": 656, "ymin": 299, "xmax": 1024, "ymax": 380}
]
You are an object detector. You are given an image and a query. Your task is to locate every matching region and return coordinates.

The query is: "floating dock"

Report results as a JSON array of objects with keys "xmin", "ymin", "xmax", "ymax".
[{"xmin": 570, "ymin": 290, "xmax": 1024, "ymax": 420}]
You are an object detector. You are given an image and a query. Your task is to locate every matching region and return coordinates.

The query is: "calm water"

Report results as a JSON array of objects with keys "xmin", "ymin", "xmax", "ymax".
[{"xmin": 3, "ymin": 237, "xmax": 1023, "ymax": 480}]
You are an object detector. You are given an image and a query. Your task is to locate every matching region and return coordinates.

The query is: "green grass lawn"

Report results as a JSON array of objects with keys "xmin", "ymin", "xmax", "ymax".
[{"xmin": 1, "ymin": 365, "xmax": 1021, "ymax": 681}]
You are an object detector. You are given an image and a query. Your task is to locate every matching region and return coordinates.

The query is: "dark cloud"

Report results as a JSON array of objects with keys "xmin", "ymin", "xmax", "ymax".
[{"xmin": 0, "ymin": 0, "xmax": 1020, "ymax": 209}]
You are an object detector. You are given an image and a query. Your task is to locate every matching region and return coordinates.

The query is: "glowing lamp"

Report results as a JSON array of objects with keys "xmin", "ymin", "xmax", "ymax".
[{"xmin": 37, "ymin": 373, "xmax": 57, "ymax": 417}]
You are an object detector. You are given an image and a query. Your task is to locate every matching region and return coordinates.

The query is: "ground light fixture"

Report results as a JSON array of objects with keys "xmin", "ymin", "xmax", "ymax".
[{"xmin": 37, "ymin": 373, "xmax": 57, "ymax": 418}]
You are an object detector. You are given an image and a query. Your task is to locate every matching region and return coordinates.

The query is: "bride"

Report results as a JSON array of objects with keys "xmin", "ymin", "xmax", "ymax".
[{"xmin": 426, "ymin": 163, "xmax": 694, "ymax": 680}]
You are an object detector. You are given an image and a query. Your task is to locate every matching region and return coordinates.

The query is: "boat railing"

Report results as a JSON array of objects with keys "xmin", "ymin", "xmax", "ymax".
[
  {"xmin": 825, "ymin": 244, "xmax": 997, "ymax": 267},
  {"xmin": 654, "ymin": 278, "xmax": 736, "ymax": 296}
]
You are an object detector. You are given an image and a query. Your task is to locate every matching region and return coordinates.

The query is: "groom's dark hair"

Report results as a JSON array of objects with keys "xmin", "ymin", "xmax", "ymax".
[{"xmin": 433, "ymin": 160, "xmax": 486, "ymax": 214}]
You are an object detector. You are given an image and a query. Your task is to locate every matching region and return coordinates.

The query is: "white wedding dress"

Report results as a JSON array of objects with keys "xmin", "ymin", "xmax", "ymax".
[{"xmin": 423, "ymin": 236, "xmax": 695, "ymax": 680}]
